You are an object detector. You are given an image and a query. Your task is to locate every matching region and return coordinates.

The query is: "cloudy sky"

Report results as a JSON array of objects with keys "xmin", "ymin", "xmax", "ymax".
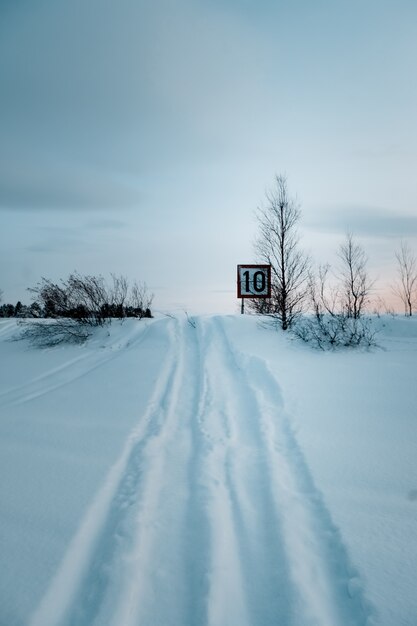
[{"xmin": 1, "ymin": 0, "xmax": 417, "ymax": 313}]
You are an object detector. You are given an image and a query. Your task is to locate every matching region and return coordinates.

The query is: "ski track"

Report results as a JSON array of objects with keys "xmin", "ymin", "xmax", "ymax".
[
  {"xmin": 211, "ymin": 317, "xmax": 373, "ymax": 626},
  {"xmin": 28, "ymin": 315, "xmax": 374, "ymax": 626},
  {"xmin": 0, "ymin": 320, "xmax": 16, "ymax": 336},
  {"xmin": 28, "ymin": 317, "xmax": 180, "ymax": 626},
  {"xmin": 0, "ymin": 322, "xmax": 152, "ymax": 408}
]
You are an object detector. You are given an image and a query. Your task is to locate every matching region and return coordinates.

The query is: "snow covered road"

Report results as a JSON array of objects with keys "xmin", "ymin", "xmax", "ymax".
[
  {"xmin": 2, "ymin": 314, "xmax": 417, "ymax": 625},
  {"xmin": 13, "ymin": 316, "xmax": 368, "ymax": 626}
]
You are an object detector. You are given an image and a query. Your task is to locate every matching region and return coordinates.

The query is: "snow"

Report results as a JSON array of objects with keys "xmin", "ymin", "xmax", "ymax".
[{"xmin": 0, "ymin": 314, "xmax": 416, "ymax": 625}]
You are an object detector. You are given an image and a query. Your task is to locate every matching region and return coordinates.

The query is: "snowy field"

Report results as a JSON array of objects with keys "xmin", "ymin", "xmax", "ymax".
[{"xmin": 0, "ymin": 314, "xmax": 416, "ymax": 626}]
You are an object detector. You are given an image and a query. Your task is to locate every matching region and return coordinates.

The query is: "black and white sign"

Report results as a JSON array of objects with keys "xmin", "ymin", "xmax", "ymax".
[{"xmin": 237, "ymin": 265, "xmax": 271, "ymax": 298}]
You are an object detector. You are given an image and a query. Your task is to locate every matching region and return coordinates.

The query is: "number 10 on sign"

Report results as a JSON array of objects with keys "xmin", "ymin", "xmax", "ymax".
[{"xmin": 237, "ymin": 265, "xmax": 271, "ymax": 298}]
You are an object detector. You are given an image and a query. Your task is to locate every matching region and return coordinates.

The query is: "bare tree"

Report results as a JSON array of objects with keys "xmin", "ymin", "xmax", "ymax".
[
  {"xmin": 253, "ymin": 175, "xmax": 310, "ymax": 330},
  {"xmin": 338, "ymin": 232, "xmax": 372, "ymax": 319},
  {"xmin": 66, "ymin": 273, "xmax": 109, "ymax": 326},
  {"xmin": 0, "ymin": 289, "xmax": 3, "ymax": 304},
  {"xmin": 20, "ymin": 272, "xmax": 153, "ymax": 346},
  {"xmin": 128, "ymin": 281, "xmax": 153, "ymax": 318},
  {"xmin": 110, "ymin": 274, "xmax": 129, "ymax": 319},
  {"xmin": 371, "ymin": 294, "xmax": 395, "ymax": 317},
  {"xmin": 393, "ymin": 241, "xmax": 417, "ymax": 316},
  {"xmin": 310, "ymin": 264, "xmax": 340, "ymax": 317},
  {"xmin": 28, "ymin": 273, "xmax": 109, "ymax": 326}
]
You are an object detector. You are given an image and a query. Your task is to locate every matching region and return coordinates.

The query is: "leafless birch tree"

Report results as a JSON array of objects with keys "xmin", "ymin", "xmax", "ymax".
[
  {"xmin": 393, "ymin": 241, "xmax": 417, "ymax": 316},
  {"xmin": 338, "ymin": 233, "xmax": 372, "ymax": 319},
  {"xmin": 253, "ymin": 175, "xmax": 310, "ymax": 330}
]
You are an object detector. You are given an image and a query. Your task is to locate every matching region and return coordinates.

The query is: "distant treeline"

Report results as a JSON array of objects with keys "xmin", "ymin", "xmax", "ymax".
[
  {"xmin": 0, "ymin": 300, "xmax": 152, "ymax": 320},
  {"xmin": 0, "ymin": 301, "xmax": 40, "ymax": 318}
]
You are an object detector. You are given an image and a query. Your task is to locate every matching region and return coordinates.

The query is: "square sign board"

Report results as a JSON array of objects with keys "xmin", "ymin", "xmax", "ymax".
[{"xmin": 237, "ymin": 264, "xmax": 272, "ymax": 298}]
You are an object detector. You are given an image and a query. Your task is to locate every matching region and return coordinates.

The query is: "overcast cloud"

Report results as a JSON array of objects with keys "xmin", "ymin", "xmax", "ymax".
[
  {"xmin": 1, "ymin": 0, "xmax": 417, "ymax": 311},
  {"xmin": 304, "ymin": 206, "xmax": 417, "ymax": 239}
]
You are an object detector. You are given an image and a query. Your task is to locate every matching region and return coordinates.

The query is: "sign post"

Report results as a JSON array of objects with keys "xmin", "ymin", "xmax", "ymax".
[{"xmin": 237, "ymin": 264, "xmax": 272, "ymax": 313}]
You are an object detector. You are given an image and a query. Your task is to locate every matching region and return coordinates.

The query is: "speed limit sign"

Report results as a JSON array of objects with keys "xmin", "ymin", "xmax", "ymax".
[{"xmin": 237, "ymin": 265, "xmax": 271, "ymax": 298}]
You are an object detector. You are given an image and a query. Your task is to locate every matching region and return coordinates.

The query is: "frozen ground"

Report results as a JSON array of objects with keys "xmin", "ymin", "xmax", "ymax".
[{"xmin": 0, "ymin": 314, "xmax": 416, "ymax": 626}]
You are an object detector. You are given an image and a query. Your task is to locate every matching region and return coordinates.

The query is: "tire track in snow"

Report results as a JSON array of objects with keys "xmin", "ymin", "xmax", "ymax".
[
  {"xmin": 0, "ymin": 322, "xmax": 152, "ymax": 408},
  {"xmin": 107, "ymin": 316, "xmax": 204, "ymax": 626},
  {"xmin": 30, "ymin": 316, "xmax": 215, "ymax": 626},
  {"xmin": 181, "ymin": 318, "xmax": 214, "ymax": 626},
  {"xmin": 214, "ymin": 316, "xmax": 374, "ymax": 626},
  {"xmin": 28, "ymin": 317, "xmax": 180, "ymax": 626},
  {"xmin": 0, "ymin": 320, "xmax": 16, "ymax": 336},
  {"xmin": 193, "ymin": 319, "xmax": 253, "ymax": 626},
  {"xmin": 0, "ymin": 352, "xmax": 93, "ymax": 405},
  {"xmin": 201, "ymin": 317, "xmax": 293, "ymax": 626},
  {"xmin": 107, "ymin": 316, "xmax": 237, "ymax": 626}
]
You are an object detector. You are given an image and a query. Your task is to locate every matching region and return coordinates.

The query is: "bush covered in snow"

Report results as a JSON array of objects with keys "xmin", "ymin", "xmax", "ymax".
[{"xmin": 292, "ymin": 313, "xmax": 378, "ymax": 350}]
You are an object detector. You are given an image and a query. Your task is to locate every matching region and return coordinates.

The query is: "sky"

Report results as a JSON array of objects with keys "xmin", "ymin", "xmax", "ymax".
[{"xmin": 1, "ymin": 0, "xmax": 417, "ymax": 313}]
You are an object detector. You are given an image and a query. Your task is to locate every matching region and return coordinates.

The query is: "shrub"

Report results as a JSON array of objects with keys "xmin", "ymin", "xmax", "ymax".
[{"xmin": 19, "ymin": 273, "xmax": 153, "ymax": 347}]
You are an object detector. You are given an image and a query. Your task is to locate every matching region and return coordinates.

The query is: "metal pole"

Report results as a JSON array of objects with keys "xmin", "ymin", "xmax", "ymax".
[{"xmin": 241, "ymin": 298, "xmax": 244, "ymax": 314}]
